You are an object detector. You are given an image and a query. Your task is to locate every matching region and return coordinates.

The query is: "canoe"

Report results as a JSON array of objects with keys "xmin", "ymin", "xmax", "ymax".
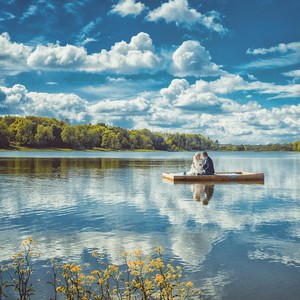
[{"xmin": 162, "ymin": 171, "xmax": 264, "ymax": 183}]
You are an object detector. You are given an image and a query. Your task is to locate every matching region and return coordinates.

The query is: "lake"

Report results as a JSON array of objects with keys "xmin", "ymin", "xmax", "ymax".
[{"xmin": 0, "ymin": 151, "xmax": 299, "ymax": 299}]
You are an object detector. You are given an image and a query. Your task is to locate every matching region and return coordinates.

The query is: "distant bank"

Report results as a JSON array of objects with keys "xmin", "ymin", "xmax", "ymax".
[{"xmin": 0, "ymin": 115, "xmax": 299, "ymax": 152}]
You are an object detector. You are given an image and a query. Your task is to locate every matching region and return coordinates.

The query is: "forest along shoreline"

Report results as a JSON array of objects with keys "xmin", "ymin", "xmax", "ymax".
[{"xmin": 0, "ymin": 115, "xmax": 299, "ymax": 152}]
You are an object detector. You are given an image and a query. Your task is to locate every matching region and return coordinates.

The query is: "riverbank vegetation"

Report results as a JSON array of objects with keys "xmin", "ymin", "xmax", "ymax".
[
  {"xmin": 0, "ymin": 115, "xmax": 296, "ymax": 151},
  {"xmin": 0, "ymin": 238, "xmax": 201, "ymax": 299}
]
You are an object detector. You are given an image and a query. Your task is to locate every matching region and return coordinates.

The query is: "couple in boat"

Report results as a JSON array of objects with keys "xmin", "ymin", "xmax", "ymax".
[{"xmin": 187, "ymin": 151, "xmax": 215, "ymax": 176}]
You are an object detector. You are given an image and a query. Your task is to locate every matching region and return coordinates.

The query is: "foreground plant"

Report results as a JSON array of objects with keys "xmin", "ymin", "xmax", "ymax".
[
  {"xmin": 1, "ymin": 239, "xmax": 202, "ymax": 299},
  {"xmin": 0, "ymin": 265, "xmax": 8, "ymax": 299},
  {"xmin": 52, "ymin": 246, "xmax": 202, "ymax": 299},
  {"xmin": 5, "ymin": 237, "xmax": 40, "ymax": 300}
]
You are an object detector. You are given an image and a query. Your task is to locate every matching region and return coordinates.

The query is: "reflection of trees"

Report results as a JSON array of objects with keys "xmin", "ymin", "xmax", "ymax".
[{"xmin": 0, "ymin": 158, "xmax": 128, "ymax": 178}]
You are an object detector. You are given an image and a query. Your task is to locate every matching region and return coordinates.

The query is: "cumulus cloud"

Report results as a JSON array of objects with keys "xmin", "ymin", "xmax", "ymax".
[
  {"xmin": 242, "ymin": 41, "xmax": 300, "ymax": 69},
  {"xmin": 146, "ymin": 0, "xmax": 227, "ymax": 34},
  {"xmin": 27, "ymin": 43, "xmax": 87, "ymax": 69},
  {"xmin": 0, "ymin": 84, "xmax": 88, "ymax": 122},
  {"xmin": 170, "ymin": 40, "xmax": 223, "ymax": 77},
  {"xmin": 27, "ymin": 92, "xmax": 89, "ymax": 122},
  {"xmin": 0, "ymin": 84, "xmax": 28, "ymax": 114},
  {"xmin": 173, "ymin": 92, "xmax": 223, "ymax": 111},
  {"xmin": 0, "ymin": 32, "xmax": 162, "ymax": 75},
  {"xmin": 110, "ymin": 0, "xmax": 146, "ymax": 17},
  {"xmin": 0, "ymin": 32, "xmax": 32, "ymax": 74},
  {"xmin": 143, "ymin": 76, "xmax": 300, "ymax": 143},
  {"xmin": 160, "ymin": 78, "xmax": 189, "ymax": 101},
  {"xmin": 0, "ymin": 32, "xmax": 228, "ymax": 77},
  {"xmin": 84, "ymin": 32, "xmax": 161, "ymax": 74}
]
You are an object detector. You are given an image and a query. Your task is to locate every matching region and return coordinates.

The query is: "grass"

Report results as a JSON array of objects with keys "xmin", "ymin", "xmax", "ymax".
[
  {"xmin": 0, "ymin": 146, "xmax": 165, "ymax": 152},
  {"xmin": 0, "ymin": 146, "xmax": 74, "ymax": 152}
]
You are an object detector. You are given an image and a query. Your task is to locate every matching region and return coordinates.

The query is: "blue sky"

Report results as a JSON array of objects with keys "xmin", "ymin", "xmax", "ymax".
[{"xmin": 0, "ymin": 0, "xmax": 300, "ymax": 144}]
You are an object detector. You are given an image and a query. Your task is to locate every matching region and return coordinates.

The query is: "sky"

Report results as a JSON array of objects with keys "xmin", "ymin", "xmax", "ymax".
[{"xmin": 0, "ymin": 0, "xmax": 300, "ymax": 144}]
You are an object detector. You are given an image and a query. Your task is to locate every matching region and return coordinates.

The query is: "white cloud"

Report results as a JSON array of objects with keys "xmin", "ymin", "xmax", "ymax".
[
  {"xmin": 173, "ymin": 91, "xmax": 223, "ymax": 110},
  {"xmin": 140, "ymin": 76, "xmax": 300, "ymax": 143},
  {"xmin": 20, "ymin": 4, "xmax": 38, "ymax": 22},
  {"xmin": 0, "ymin": 32, "xmax": 162, "ymax": 75},
  {"xmin": 247, "ymin": 42, "xmax": 300, "ymax": 55},
  {"xmin": 170, "ymin": 40, "xmax": 223, "ymax": 77},
  {"xmin": 0, "ymin": 32, "xmax": 32, "ymax": 74},
  {"xmin": 0, "ymin": 32, "xmax": 228, "ymax": 78},
  {"xmin": 146, "ymin": 0, "xmax": 227, "ymax": 34},
  {"xmin": 76, "ymin": 17, "xmax": 102, "ymax": 45},
  {"xmin": 0, "ymin": 84, "xmax": 88, "ymax": 122},
  {"xmin": 283, "ymin": 69, "xmax": 300, "ymax": 78},
  {"xmin": 242, "ymin": 41, "xmax": 300, "ymax": 69},
  {"xmin": 110, "ymin": 0, "xmax": 146, "ymax": 17},
  {"xmin": 82, "ymin": 37, "xmax": 98, "ymax": 45},
  {"xmin": 84, "ymin": 32, "xmax": 161, "ymax": 74},
  {"xmin": 89, "ymin": 97, "xmax": 149, "ymax": 116},
  {"xmin": 27, "ymin": 43, "xmax": 87, "ymax": 69},
  {"xmin": 179, "ymin": 73, "xmax": 300, "ymax": 99},
  {"xmin": 160, "ymin": 78, "xmax": 190, "ymax": 101},
  {"xmin": 81, "ymin": 77, "xmax": 162, "ymax": 100},
  {"xmin": 27, "ymin": 92, "xmax": 89, "ymax": 122}
]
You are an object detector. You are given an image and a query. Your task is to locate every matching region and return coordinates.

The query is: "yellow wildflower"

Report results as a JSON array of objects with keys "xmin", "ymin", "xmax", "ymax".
[{"xmin": 92, "ymin": 251, "xmax": 98, "ymax": 258}]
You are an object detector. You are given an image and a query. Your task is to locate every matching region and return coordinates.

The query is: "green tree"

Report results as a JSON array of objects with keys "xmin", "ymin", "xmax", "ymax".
[
  {"xmin": 294, "ymin": 141, "xmax": 300, "ymax": 151},
  {"xmin": 13, "ymin": 118, "xmax": 35, "ymax": 146},
  {"xmin": 101, "ymin": 130, "xmax": 121, "ymax": 150},
  {"xmin": 61, "ymin": 125, "xmax": 82, "ymax": 149},
  {"xmin": 35, "ymin": 125, "xmax": 54, "ymax": 147},
  {"xmin": 0, "ymin": 119, "xmax": 10, "ymax": 148}
]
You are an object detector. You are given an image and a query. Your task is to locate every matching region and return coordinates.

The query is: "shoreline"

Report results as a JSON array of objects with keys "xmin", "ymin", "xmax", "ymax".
[
  {"xmin": 0, "ymin": 146, "xmax": 164, "ymax": 152},
  {"xmin": 0, "ymin": 146, "xmax": 297, "ymax": 153}
]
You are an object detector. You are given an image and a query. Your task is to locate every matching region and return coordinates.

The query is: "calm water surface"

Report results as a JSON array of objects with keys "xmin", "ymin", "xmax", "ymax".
[{"xmin": 0, "ymin": 151, "xmax": 299, "ymax": 299}]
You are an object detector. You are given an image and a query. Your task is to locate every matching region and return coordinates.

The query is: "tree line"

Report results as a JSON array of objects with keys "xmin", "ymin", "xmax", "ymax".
[
  {"xmin": 0, "ymin": 115, "xmax": 297, "ymax": 151},
  {"xmin": 0, "ymin": 116, "xmax": 218, "ymax": 151}
]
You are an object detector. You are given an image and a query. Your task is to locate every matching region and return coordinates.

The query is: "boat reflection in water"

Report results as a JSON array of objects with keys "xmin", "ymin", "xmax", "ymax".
[{"xmin": 192, "ymin": 184, "xmax": 215, "ymax": 205}]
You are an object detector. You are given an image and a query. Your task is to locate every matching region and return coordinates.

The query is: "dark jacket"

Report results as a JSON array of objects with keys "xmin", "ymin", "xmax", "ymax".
[{"xmin": 203, "ymin": 156, "xmax": 215, "ymax": 174}]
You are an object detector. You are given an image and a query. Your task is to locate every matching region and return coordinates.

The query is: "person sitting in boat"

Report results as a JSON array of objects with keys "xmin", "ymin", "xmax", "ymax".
[
  {"xmin": 187, "ymin": 152, "xmax": 203, "ymax": 175},
  {"xmin": 201, "ymin": 151, "xmax": 215, "ymax": 175}
]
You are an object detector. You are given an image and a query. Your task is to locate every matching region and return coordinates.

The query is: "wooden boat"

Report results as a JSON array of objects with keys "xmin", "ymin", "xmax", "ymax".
[{"xmin": 162, "ymin": 171, "xmax": 264, "ymax": 183}]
